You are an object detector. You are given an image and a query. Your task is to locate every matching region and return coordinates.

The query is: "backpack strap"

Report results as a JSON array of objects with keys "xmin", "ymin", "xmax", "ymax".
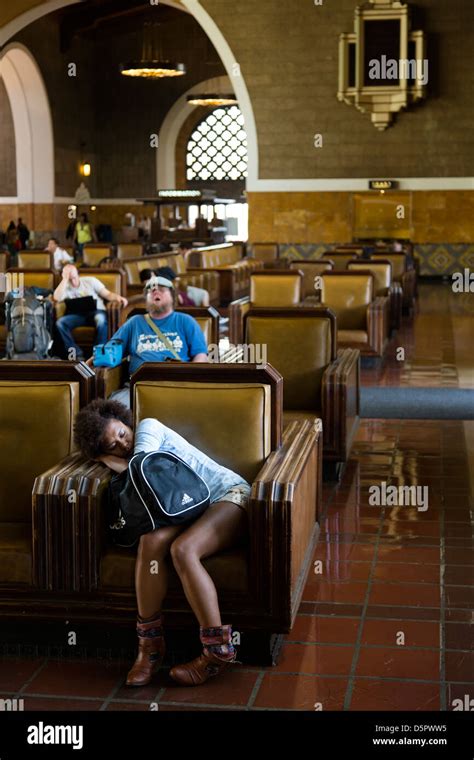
[{"xmin": 144, "ymin": 314, "xmax": 181, "ymax": 361}]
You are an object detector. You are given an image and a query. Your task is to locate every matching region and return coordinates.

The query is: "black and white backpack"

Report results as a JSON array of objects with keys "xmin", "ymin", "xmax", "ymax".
[{"xmin": 107, "ymin": 451, "xmax": 211, "ymax": 547}]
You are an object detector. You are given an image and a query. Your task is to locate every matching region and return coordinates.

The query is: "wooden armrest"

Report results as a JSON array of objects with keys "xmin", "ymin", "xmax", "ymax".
[
  {"xmin": 33, "ymin": 453, "xmax": 111, "ymax": 592},
  {"xmin": 95, "ymin": 358, "xmax": 129, "ymax": 398},
  {"xmin": 367, "ymin": 296, "xmax": 389, "ymax": 356},
  {"xmin": 321, "ymin": 348, "xmax": 360, "ymax": 459},
  {"xmin": 228, "ymin": 297, "xmax": 250, "ymax": 344},
  {"xmin": 250, "ymin": 419, "xmax": 322, "ymax": 629}
]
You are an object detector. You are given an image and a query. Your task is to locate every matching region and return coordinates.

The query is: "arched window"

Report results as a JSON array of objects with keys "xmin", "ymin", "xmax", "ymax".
[{"xmin": 186, "ymin": 105, "xmax": 247, "ymax": 182}]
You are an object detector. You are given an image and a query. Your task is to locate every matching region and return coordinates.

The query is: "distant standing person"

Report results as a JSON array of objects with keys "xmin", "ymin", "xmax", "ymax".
[
  {"xmin": 16, "ymin": 218, "xmax": 30, "ymax": 249},
  {"xmin": 46, "ymin": 237, "xmax": 74, "ymax": 271},
  {"xmin": 74, "ymin": 213, "xmax": 95, "ymax": 256}
]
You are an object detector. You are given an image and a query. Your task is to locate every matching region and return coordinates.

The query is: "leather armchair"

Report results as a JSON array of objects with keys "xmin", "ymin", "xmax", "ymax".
[
  {"xmin": 229, "ymin": 270, "xmax": 304, "ymax": 344},
  {"xmin": 187, "ymin": 244, "xmax": 264, "ymax": 303},
  {"xmin": 123, "ymin": 252, "xmax": 220, "ymax": 305},
  {"xmin": 0, "ymin": 361, "xmax": 94, "ymax": 605},
  {"xmin": 371, "ymin": 252, "xmax": 417, "ymax": 314},
  {"xmin": 94, "ymin": 304, "xmax": 220, "ymax": 399},
  {"xmin": 249, "ymin": 243, "xmax": 280, "ymax": 269},
  {"xmin": 116, "ymin": 243, "xmax": 144, "ymax": 260},
  {"xmin": 320, "ymin": 271, "xmax": 389, "ymax": 357},
  {"xmin": 348, "ymin": 259, "xmax": 402, "ymax": 331},
  {"xmin": 17, "ymin": 252, "xmax": 52, "ymax": 269},
  {"xmin": 6, "ymin": 268, "xmax": 57, "ymax": 290},
  {"xmin": 325, "ymin": 251, "xmax": 358, "ymax": 271},
  {"xmin": 34, "ymin": 364, "xmax": 321, "ymax": 658},
  {"xmin": 82, "ymin": 245, "xmax": 114, "ymax": 267},
  {"xmin": 54, "ymin": 268, "xmax": 127, "ymax": 356},
  {"xmin": 244, "ymin": 307, "xmax": 360, "ymax": 476},
  {"xmin": 289, "ymin": 259, "xmax": 334, "ymax": 300},
  {"xmin": 0, "ymin": 252, "xmax": 10, "ymax": 272}
]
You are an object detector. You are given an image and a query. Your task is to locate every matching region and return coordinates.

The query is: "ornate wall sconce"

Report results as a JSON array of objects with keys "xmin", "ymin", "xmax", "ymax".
[{"xmin": 338, "ymin": 0, "xmax": 427, "ymax": 130}]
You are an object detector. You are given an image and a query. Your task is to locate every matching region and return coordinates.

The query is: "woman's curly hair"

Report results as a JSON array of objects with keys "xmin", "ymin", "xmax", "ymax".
[{"xmin": 74, "ymin": 399, "xmax": 133, "ymax": 460}]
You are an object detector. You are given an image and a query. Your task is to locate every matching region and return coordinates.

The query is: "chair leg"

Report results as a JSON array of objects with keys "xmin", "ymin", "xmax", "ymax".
[{"xmin": 238, "ymin": 631, "xmax": 283, "ymax": 666}]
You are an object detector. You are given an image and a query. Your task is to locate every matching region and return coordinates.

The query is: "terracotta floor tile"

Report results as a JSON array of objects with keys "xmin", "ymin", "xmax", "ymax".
[
  {"xmin": 274, "ymin": 644, "xmax": 354, "ymax": 676},
  {"xmin": 381, "ymin": 522, "xmax": 441, "ymax": 538},
  {"xmin": 313, "ymin": 543, "xmax": 375, "ymax": 562},
  {"xmin": 444, "ymin": 566, "xmax": 474, "ymax": 585},
  {"xmin": 300, "ymin": 602, "xmax": 364, "ymax": 617},
  {"xmin": 106, "ymin": 701, "xmax": 157, "ymax": 711},
  {"xmin": 286, "ymin": 616, "xmax": 360, "ymax": 645},
  {"xmin": 22, "ymin": 697, "xmax": 102, "ymax": 711},
  {"xmin": 376, "ymin": 546, "xmax": 440, "ymax": 564},
  {"xmin": 444, "ymin": 609, "xmax": 473, "ymax": 623},
  {"xmin": 367, "ymin": 606, "xmax": 441, "ymax": 621},
  {"xmin": 303, "ymin": 580, "xmax": 368, "ymax": 604},
  {"xmin": 374, "ymin": 562, "xmax": 439, "ymax": 583},
  {"xmin": 356, "ymin": 647, "xmax": 440, "ymax": 680},
  {"xmin": 158, "ymin": 704, "xmax": 238, "ymax": 711},
  {"xmin": 370, "ymin": 582, "xmax": 440, "ymax": 608},
  {"xmin": 446, "ymin": 683, "xmax": 474, "ymax": 711},
  {"xmin": 445, "ymin": 623, "xmax": 474, "ymax": 651},
  {"xmin": 361, "ymin": 620, "xmax": 441, "ymax": 648},
  {"xmin": 253, "ymin": 674, "xmax": 348, "ymax": 710},
  {"xmin": 445, "ymin": 652, "xmax": 474, "ymax": 682},
  {"xmin": 445, "ymin": 586, "xmax": 474, "ymax": 608},
  {"xmin": 445, "ymin": 548, "xmax": 474, "ymax": 565},
  {"xmin": 24, "ymin": 660, "xmax": 123, "ymax": 698},
  {"xmin": 0, "ymin": 658, "xmax": 45, "ymax": 691},
  {"xmin": 350, "ymin": 679, "xmax": 440, "ymax": 711},
  {"xmin": 161, "ymin": 669, "xmax": 258, "ymax": 706},
  {"xmin": 312, "ymin": 561, "xmax": 372, "ymax": 582}
]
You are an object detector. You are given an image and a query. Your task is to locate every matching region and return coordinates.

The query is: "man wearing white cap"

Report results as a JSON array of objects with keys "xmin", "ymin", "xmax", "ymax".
[{"xmin": 106, "ymin": 275, "xmax": 208, "ymax": 406}]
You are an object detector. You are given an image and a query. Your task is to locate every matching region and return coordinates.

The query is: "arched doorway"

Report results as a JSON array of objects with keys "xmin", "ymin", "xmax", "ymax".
[{"xmin": 0, "ymin": 43, "xmax": 54, "ymax": 204}]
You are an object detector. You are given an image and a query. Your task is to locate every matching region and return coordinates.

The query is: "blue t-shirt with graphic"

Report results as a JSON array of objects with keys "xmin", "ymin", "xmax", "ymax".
[{"xmin": 112, "ymin": 312, "xmax": 208, "ymax": 375}]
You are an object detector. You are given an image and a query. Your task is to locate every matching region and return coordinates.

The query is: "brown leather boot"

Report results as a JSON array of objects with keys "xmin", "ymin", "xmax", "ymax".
[
  {"xmin": 126, "ymin": 616, "xmax": 165, "ymax": 687},
  {"xmin": 170, "ymin": 624, "xmax": 236, "ymax": 687},
  {"xmin": 169, "ymin": 649, "xmax": 236, "ymax": 687}
]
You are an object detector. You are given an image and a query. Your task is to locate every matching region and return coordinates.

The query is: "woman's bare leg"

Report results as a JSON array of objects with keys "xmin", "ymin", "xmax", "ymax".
[{"xmin": 135, "ymin": 525, "xmax": 183, "ymax": 619}]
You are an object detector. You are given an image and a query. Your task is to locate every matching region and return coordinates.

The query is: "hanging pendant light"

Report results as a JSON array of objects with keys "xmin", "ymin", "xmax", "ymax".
[
  {"xmin": 120, "ymin": 22, "xmax": 186, "ymax": 79},
  {"xmin": 187, "ymin": 76, "xmax": 237, "ymax": 107}
]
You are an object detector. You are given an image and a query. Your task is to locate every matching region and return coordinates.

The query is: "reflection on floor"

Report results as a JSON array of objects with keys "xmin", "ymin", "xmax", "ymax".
[{"xmin": 1, "ymin": 283, "xmax": 473, "ymax": 711}]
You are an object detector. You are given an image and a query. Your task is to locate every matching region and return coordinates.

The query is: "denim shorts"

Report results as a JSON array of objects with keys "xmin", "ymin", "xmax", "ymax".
[{"xmin": 215, "ymin": 483, "xmax": 251, "ymax": 512}]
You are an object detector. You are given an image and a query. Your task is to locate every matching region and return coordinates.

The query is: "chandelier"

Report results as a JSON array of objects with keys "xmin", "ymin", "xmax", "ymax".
[{"xmin": 120, "ymin": 22, "xmax": 186, "ymax": 79}]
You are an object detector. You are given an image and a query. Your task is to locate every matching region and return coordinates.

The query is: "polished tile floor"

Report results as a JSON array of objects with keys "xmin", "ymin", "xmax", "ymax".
[{"xmin": 1, "ymin": 283, "xmax": 473, "ymax": 711}]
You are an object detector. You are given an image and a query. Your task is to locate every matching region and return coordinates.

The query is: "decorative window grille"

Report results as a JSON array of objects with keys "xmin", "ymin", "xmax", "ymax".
[{"xmin": 186, "ymin": 106, "xmax": 248, "ymax": 182}]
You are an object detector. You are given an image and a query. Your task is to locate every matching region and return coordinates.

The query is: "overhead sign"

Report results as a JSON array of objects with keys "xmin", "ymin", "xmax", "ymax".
[{"xmin": 369, "ymin": 180, "xmax": 398, "ymax": 190}]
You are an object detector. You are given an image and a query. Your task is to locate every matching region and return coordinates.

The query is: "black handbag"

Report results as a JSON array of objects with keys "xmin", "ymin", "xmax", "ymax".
[{"xmin": 107, "ymin": 451, "xmax": 211, "ymax": 547}]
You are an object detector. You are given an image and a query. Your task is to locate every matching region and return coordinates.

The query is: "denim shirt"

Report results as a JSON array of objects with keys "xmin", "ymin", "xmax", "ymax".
[{"xmin": 134, "ymin": 418, "xmax": 249, "ymax": 504}]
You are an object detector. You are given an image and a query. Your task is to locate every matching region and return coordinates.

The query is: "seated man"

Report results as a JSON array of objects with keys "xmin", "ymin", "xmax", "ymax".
[
  {"xmin": 106, "ymin": 274, "xmax": 208, "ymax": 407},
  {"xmin": 46, "ymin": 237, "xmax": 74, "ymax": 271},
  {"xmin": 54, "ymin": 264, "xmax": 127, "ymax": 360}
]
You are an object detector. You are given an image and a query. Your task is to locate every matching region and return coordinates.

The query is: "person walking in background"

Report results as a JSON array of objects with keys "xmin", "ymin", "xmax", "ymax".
[
  {"xmin": 16, "ymin": 218, "xmax": 30, "ymax": 249},
  {"xmin": 74, "ymin": 212, "xmax": 95, "ymax": 257}
]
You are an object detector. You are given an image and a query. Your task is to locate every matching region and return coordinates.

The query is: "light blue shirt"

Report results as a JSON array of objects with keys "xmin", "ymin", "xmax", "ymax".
[{"xmin": 134, "ymin": 418, "xmax": 249, "ymax": 504}]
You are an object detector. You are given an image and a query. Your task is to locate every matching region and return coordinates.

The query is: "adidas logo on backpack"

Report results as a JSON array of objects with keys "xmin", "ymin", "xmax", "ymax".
[{"xmin": 181, "ymin": 493, "xmax": 193, "ymax": 506}]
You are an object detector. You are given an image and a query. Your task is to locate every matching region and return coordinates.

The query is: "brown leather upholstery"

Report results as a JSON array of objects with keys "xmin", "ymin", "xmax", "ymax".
[
  {"xmin": 82, "ymin": 245, "xmax": 113, "ymax": 267},
  {"xmin": 7, "ymin": 269, "xmax": 56, "ymax": 290},
  {"xmin": 17, "ymin": 252, "xmax": 52, "ymax": 269},
  {"xmin": 348, "ymin": 260, "xmax": 391, "ymax": 296},
  {"xmin": 250, "ymin": 243, "xmax": 279, "ymax": 267},
  {"xmin": 320, "ymin": 272, "xmax": 388, "ymax": 357},
  {"xmin": 116, "ymin": 243, "xmax": 143, "ymax": 260},
  {"xmin": 0, "ymin": 362, "xmax": 94, "ymax": 591},
  {"xmin": 123, "ymin": 252, "xmax": 220, "ymax": 305},
  {"xmin": 186, "ymin": 244, "xmax": 263, "ymax": 303},
  {"xmin": 246, "ymin": 313, "xmax": 331, "ymax": 410},
  {"xmin": 0, "ymin": 252, "xmax": 10, "ymax": 272},
  {"xmin": 325, "ymin": 251, "xmax": 358, "ymax": 271},
  {"xmin": 372, "ymin": 252, "xmax": 406, "ymax": 280},
  {"xmin": 321, "ymin": 272, "xmax": 373, "ymax": 329},
  {"xmin": 250, "ymin": 271, "xmax": 302, "ymax": 306},
  {"xmin": 243, "ymin": 308, "xmax": 360, "ymax": 468},
  {"xmin": 134, "ymin": 381, "xmax": 272, "ymax": 484},
  {"xmin": 371, "ymin": 252, "xmax": 416, "ymax": 313},
  {"xmin": 289, "ymin": 260, "xmax": 333, "ymax": 299}
]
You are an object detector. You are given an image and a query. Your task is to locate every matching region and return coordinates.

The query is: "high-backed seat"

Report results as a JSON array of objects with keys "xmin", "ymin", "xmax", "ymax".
[
  {"xmin": 289, "ymin": 259, "xmax": 334, "ymax": 300},
  {"xmin": 187, "ymin": 243, "xmax": 263, "ymax": 303},
  {"xmin": 0, "ymin": 361, "xmax": 94, "ymax": 602},
  {"xmin": 55, "ymin": 268, "xmax": 127, "ymax": 355},
  {"xmin": 94, "ymin": 304, "xmax": 219, "ymax": 400},
  {"xmin": 229, "ymin": 270, "xmax": 304, "ymax": 344},
  {"xmin": 82, "ymin": 244, "xmax": 114, "ymax": 267},
  {"xmin": 243, "ymin": 307, "xmax": 359, "ymax": 475},
  {"xmin": 348, "ymin": 259, "xmax": 402, "ymax": 331},
  {"xmin": 250, "ymin": 243, "xmax": 281, "ymax": 269},
  {"xmin": 122, "ymin": 252, "xmax": 220, "ymax": 304},
  {"xmin": 36, "ymin": 364, "xmax": 321, "ymax": 657},
  {"xmin": 371, "ymin": 252, "xmax": 416, "ymax": 313},
  {"xmin": 6, "ymin": 268, "xmax": 56, "ymax": 290},
  {"xmin": 0, "ymin": 252, "xmax": 10, "ymax": 272},
  {"xmin": 17, "ymin": 252, "xmax": 52, "ymax": 269},
  {"xmin": 320, "ymin": 271, "xmax": 388, "ymax": 357},
  {"xmin": 325, "ymin": 250, "xmax": 358, "ymax": 271},
  {"xmin": 116, "ymin": 243, "xmax": 144, "ymax": 260}
]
